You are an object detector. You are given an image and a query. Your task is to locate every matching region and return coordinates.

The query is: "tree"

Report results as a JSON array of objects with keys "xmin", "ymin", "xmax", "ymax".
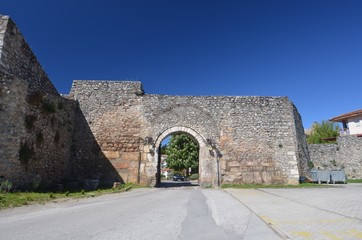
[
  {"xmin": 165, "ymin": 134, "xmax": 199, "ymax": 175},
  {"xmin": 306, "ymin": 120, "xmax": 340, "ymax": 144},
  {"xmin": 160, "ymin": 144, "xmax": 167, "ymax": 155}
]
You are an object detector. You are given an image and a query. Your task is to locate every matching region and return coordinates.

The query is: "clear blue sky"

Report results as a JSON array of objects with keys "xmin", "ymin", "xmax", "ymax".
[{"xmin": 2, "ymin": 0, "xmax": 362, "ymax": 129}]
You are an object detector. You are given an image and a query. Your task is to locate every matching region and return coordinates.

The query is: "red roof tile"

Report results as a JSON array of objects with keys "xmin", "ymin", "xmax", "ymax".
[{"xmin": 330, "ymin": 109, "xmax": 362, "ymax": 122}]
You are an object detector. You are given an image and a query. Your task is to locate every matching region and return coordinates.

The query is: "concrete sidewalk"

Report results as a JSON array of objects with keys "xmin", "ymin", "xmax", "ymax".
[{"xmin": 225, "ymin": 184, "xmax": 362, "ymax": 240}]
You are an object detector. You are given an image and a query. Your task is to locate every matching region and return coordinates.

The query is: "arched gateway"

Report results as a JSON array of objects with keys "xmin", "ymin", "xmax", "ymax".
[
  {"xmin": 153, "ymin": 126, "xmax": 219, "ymax": 187},
  {"xmin": 67, "ymin": 81, "xmax": 310, "ymax": 187}
]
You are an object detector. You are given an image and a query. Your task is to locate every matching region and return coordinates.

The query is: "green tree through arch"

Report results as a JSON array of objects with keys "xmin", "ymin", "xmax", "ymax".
[{"xmin": 165, "ymin": 134, "xmax": 199, "ymax": 175}]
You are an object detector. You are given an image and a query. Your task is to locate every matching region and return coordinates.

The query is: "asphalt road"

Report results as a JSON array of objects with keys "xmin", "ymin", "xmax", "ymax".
[{"xmin": 0, "ymin": 183, "xmax": 280, "ymax": 240}]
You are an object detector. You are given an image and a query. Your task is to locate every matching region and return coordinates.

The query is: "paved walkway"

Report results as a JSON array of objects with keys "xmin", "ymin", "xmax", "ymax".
[{"xmin": 225, "ymin": 184, "xmax": 362, "ymax": 240}]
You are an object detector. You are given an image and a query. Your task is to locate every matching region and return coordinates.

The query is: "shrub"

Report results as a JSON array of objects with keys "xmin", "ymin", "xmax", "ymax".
[
  {"xmin": 307, "ymin": 120, "xmax": 340, "ymax": 144},
  {"xmin": 42, "ymin": 101, "xmax": 56, "ymax": 114},
  {"xmin": 31, "ymin": 178, "xmax": 41, "ymax": 191},
  {"xmin": 27, "ymin": 91, "xmax": 44, "ymax": 106},
  {"xmin": 57, "ymin": 102, "xmax": 64, "ymax": 110},
  {"xmin": 25, "ymin": 115, "xmax": 37, "ymax": 130},
  {"xmin": 0, "ymin": 180, "xmax": 12, "ymax": 193},
  {"xmin": 308, "ymin": 160, "xmax": 314, "ymax": 169},
  {"xmin": 189, "ymin": 173, "xmax": 199, "ymax": 180},
  {"xmin": 19, "ymin": 142, "xmax": 34, "ymax": 165}
]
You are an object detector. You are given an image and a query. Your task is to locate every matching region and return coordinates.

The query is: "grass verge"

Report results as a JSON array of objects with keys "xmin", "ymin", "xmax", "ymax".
[
  {"xmin": 0, "ymin": 183, "xmax": 140, "ymax": 210},
  {"xmin": 347, "ymin": 179, "xmax": 362, "ymax": 183},
  {"xmin": 221, "ymin": 183, "xmax": 332, "ymax": 189}
]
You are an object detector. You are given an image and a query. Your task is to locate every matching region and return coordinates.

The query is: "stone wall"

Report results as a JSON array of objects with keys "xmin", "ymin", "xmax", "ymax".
[
  {"xmin": 69, "ymin": 81, "xmax": 309, "ymax": 186},
  {"xmin": 309, "ymin": 135, "xmax": 362, "ymax": 179},
  {"xmin": 68, "ymin": 80, "xmax": 142, "ymax": 185},
  {"xmin": 0, "ymin": 15, "xmax": 76, "ymax": 189},
  {"xmin": 142, "ymin": 95, "xmax": 307, "ymax": 185},
  {"xmin": 1, "ymin": 14, "xmax": 311, "ymax": 189},
  {"xmin": 0, "ymin": 16, "xmax": 58, "ymax": 95},
  {"xmin": 291, "ymin": 104, "xmax": 310, "ymax": 178}
]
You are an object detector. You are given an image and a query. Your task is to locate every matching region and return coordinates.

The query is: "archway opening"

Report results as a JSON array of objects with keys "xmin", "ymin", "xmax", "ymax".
[{"xmin": 157, "ymin": 132, "xmax": 200, "ymax": 187}]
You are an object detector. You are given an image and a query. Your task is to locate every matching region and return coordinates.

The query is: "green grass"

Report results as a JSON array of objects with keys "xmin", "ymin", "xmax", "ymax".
[
  {"xmin": 221, "ymin": 183, "xmax": 331, "ymax": 189},
  {"xmin": 347, "ymin": 179, "xmax": 362, "ymax": 183},
  {"xmin": 0, "ymin": 183, "xmax": 139, "ymax": 210}
]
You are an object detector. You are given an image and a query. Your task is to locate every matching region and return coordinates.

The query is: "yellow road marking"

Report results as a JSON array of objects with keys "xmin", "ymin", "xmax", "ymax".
[
  {"xmin": 321, "ymin": 231, "xmax": 344, "ymax": 240},
  {"xmin": 292, "ymin": 231, "xmax": 313, "ymax": 239}
]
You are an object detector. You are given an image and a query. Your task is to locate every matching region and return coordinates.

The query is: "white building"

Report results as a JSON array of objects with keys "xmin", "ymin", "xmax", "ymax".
[{"xmin": 330, "ymin": 109, "xmax": 362, "ymax": 135}]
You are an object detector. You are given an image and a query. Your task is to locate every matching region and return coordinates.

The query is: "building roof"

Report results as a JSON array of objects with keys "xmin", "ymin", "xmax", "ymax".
[{"xmin": 330, "ymin": 109, "xmax": 362, "ymax": 122}]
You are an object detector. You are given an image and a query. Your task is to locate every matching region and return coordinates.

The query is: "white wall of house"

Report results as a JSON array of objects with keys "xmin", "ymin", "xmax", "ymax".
[{"xmin": 348, "ymin": 116, "xmax": 362, "ymax": 135}]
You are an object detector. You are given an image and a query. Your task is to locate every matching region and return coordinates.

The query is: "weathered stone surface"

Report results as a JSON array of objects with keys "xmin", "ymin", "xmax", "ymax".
[
  {"xmin": 309, "ymin": 135, "xmax": 362, "ymax": 179},
  {"xmin": 102, "ymin": 151, "xmax": 120, "ymax": 159},
  {"xmin": 0, "ymin": 16, "xmax": 76, "ymax": 189},
  {"xmin": 120, "ymin": 152, "xmax": 140, "ymax": 162},
  {"xmin": 113, "ymin": 162, "xmax": 130, "ymax": 169}
]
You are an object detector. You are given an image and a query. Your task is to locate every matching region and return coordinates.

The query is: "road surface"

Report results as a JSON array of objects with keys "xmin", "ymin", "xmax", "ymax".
[{"xmin": 0, "ymin": 184, "xmax": 280, "ymax": 240}]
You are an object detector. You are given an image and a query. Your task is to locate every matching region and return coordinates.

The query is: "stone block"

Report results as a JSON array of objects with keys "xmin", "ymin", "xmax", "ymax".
[
  {"xmin": 114, "ymin": 162, "xmax": 130, "ymax": 169},
  {"xmin": 143, "ymin": 145, "xmax": 150, "ymax": 152},
  {"xmin": 102, "ymin": 151, "xmax": 120, "ymax": 159},
  {"xmin": 220, "ymin": 160, "xmax": 226, "ymax": 170},
  {"xmin": 287, "ymin": 151, "xmax": 296, "ymax": 156},
  {"xmin": 290, "ymin": 169, "xmax": 299, "ymax": 176},
  {"xmin": 287, "ymin": 178, "xmax": 299, "ymax": 185},
  {"xmin": 228, "ymin": 161, "xmax": 240, "ymax": 167},
  {"xmin": 219, "ymin": 135, "xmax": 231, "ymax": 147},
  {"xmin": 230, "ymin": 167, "xmax": 240, "ymax": 173},
  {"xmin": 118, "ymin": 172, "xmax": 129, "ymax": 183},
  {"xmin": 261, "ymin": 162, "xmax": 273, "ymax": 167},
  {"xmin": 262, "ymin": 171, "xmax": 272, "ymax": 184},
  {"xmin": 121, "ymin": 152, "xmax": 140, "ymax": 161},
  {"xmin": 140, "ymin": 163, "xmax": 145, "ymax": 173},
  {"xmin": 242, "ymin": 172, "xmax": 254, "ymax": 184},
  {"xmin": 128, "ymin": 173, "xmax": 138, "ymax": 183},
  {"xmin": 271, "ymin": 176, "xmax": 284, "ymax": 184},
  {"xmin": 253, "ymin": 172, "xmax": 263, "ymax": 184}
]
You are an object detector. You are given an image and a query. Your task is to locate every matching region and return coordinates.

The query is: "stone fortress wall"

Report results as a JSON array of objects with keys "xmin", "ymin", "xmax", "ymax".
[
  {"xmin": 1, "ymin": 15, "xmax": 312, "ymax": 189},
  {"xmin": 308, "ymin": 136, "xmax": 362, "ymax": 179},
  {"xmin": 66, "ymin": 80, "xmax": 310, "ymax": 187},
  {"xmin": 0, "ymin": 16, "xmax": 76, "ymax": 189}
]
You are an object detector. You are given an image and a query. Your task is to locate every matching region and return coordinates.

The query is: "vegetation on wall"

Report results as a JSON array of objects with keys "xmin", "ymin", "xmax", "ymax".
[
  {"xmin": 27, "ymin": 91, "xmax": 44, "ymax": 106},
  {"xmin": 57, "ymin": 102, "xmax": 64, "ymax": 110},
  {"xmin": 0, "ymin": 180, "xmax": 12, "ymax": 193},
  {"xmin": 19, "ymin": 142, "xmax": 34, "ymax": 166},
  {"xmin": 36, "ymin": 131, "xmax": 44, "ymax": 145},
  {"xmin": 25, "ymin": 115, "xmax": 37, "ymax": 130},
  {"xmin": 308, "ymin": 160, "xmax": 314, "ymax": 169},
  {"xmin": 306, "ymin": 120, "xmax": 340, "ymax": 144},
  {"xmin": 42, "ymin": 101, "xmax": 56, "ymax": 114},
  {"xmin": 54, "ymin": 130, "xmax": 60, "ymax": 143}
]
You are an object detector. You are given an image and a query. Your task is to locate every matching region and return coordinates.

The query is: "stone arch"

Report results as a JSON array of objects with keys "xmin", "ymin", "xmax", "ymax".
[
  {"xmin": 152, "ymin": 126, "xmax": 218, "ymax": 187},
  {"xmin": 154, "ymin": 126, "xmax": 207, "ymax": 149}
]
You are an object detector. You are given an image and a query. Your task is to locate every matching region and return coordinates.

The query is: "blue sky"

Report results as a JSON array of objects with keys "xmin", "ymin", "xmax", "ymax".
[{"xmin": 2, "ymin": 0, "xmax": 362, "ymax": 129}]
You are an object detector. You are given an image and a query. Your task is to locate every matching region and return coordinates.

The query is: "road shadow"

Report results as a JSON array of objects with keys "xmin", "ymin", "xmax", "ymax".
[{"xmin": 157, "ymin": 180, "xmax": 199, "ymax": 188}]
